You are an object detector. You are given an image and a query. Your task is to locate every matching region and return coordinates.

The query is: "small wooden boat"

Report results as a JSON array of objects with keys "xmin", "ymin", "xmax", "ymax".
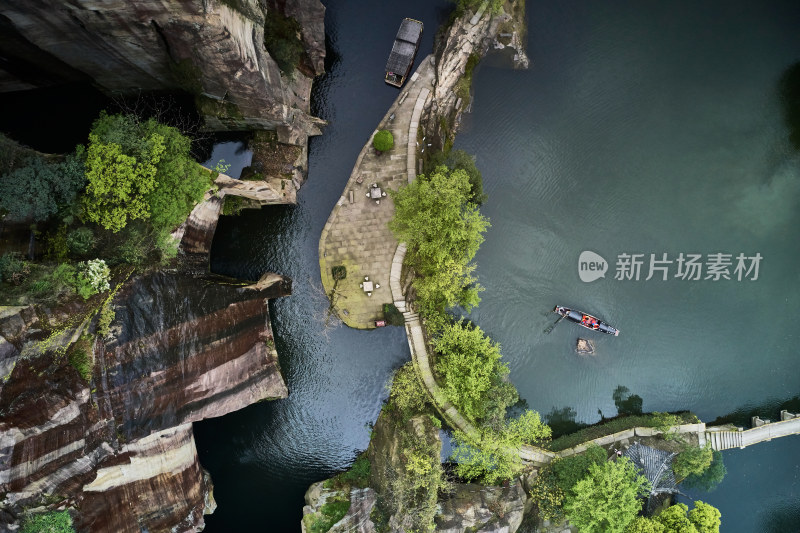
[
  {"xmin": 554, "ymin": 306, "xmax": 620, "ymax": 336},
  {"xmin": 385, "ymin": 18, "xmax": 423, "ymax": 88}
]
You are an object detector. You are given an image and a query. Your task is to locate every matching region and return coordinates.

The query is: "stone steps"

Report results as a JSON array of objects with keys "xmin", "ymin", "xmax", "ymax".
[{"xmin": 706, "ymin": 430, "xmax": 743, "ymax": 450}]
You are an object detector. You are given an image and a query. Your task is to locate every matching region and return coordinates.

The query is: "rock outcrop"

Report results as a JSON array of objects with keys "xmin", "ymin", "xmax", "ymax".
[
  {"xmin": 0, "ymin": 270, "xmax": 290, "ymax": 532},
  {"xmin": 303, "ymin": 406, "xmax": 531, "ymax": 533},
  {"xmin": 176, "ymin": 168, "xmax": 297, "ymax": 274},
  {"xmin": 0, "ymin": 0, "xmax": 326, "ymax": 141},
  {"xmin": 436, "ymin": 481, "xmax": 528, "ymax": 533},
  {"xmin": 302, "ymin": 482, "xmax": 377, "ymax": 533},
  {"xmin": 423, "ymin": 0, "xmax": 528, "ymax": 145}
]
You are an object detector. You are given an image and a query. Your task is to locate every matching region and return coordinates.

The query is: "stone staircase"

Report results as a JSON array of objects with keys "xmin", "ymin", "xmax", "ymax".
[{"xmin": 705, "ymin": 429, "xmax": 743, "ymax": 450}]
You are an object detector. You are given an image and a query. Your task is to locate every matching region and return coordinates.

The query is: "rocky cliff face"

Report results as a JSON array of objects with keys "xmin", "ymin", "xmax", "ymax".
[
  {"xmin": 435, "ymin": 481, "xmax": 528, "ymax": 533},
  {"xmin": 302, "ymin": 405, "xmax": 530, "ymax": 533},
  {"xmin": 0, "ymin": 270, "xmax": 290, "ymax": 532},
  {"xmin": 0, "ymin": 0, "xmax": 326, "ymax": 141},
  {"xmin": 423, "ymin": 0, "xmax": 528, "ymax": 146}
]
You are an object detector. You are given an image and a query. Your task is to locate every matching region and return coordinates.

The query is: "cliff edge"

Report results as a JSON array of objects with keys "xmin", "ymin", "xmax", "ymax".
[
  {"xmin": 0, "ymin": 0, "xmax": 326, "ymax": 142},
  {"xmin": 0, "ymin": 271, "xmax": 290, "ymax": 532}
]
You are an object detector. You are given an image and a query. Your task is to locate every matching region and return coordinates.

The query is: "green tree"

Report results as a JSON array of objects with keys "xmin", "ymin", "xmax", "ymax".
[
  {"xmin": 141, "ymin": 120, "xmax": 210, "ymax": 231},
  {"xmin": 655, "ymin": 503, "xmax": 698, "ymax": 533},
  {"xmin": 507, "ymin": 410, "xmax": 551, "ymax": 444},
  {"xmin": 373, "ymin": 129, "xmax": 394, "ymax": 152},
  {"xmin": 66, "ymin": 227, "xmax": 96, "ymax": 256},
  {"xmin": 529, "ymin": 463, "xmax": 565, "ymax": 522},
  {"xmin": 530, "ymin": 445, "xmax": 608, "ymax": 526},
  {"xmin": 83, "ymin": 129, "xmax": 162, "ymax": 232},
  {"xmin": 563, "ymin": 457, "xmax": 650, "ymax": 533},
  {"xmin": 652, "ymin": 501, "xmax": 722, "ymax": 533},
  {"xmin": 433, "ymin": 320, "xmax": 505, "ymax": 421},
  {"xmin": 688, "ymin": 501, "xmax": 721, "ymax": 533},
  {"xmin": 389, "ymin": 165, "xmax": 489, "ymax": 317},
  {"xmin": 650, "ymin": 411, "xmax": 682, "ymax": 440},
  {"xmin": 83, "ymin": 112, "xmax": 210, "ymax": 233},
  {"xmin": 551, "ymin": 444, "xmax": 606, "ymax": 492},
  {"xmin": 446, "ymin": 149, "xmax": 487, "ymax": 204},
  {"xmin": 387, "ymin": 363, "xmax": 429, "ymax": 421},
  {"xmin": 21, "ymin": 510, "xmax": 75, "ymax": 533},
  {"xmin": 682, "ymin": 450, "xmax": 726, "ymax": 492},
  {"xmin": 625, "ymin": 517, "xmax": 666, "ymax": 533},
  {"xmin": 0, "ymin": 149, "xmax": 86, "ymax": 222},
  {"xmin": 452, "ymin": 411, "xmax": 550, "ymax": 484},
  {"xmin": 673, "ymin": 444, "xmax": 713, "ymax": 481}
]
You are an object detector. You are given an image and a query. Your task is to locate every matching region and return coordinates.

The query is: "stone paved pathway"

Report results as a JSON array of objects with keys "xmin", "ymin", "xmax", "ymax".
[
  {"xmin": 319, "ymin": 57, "xmax": 435, "ymax": 328},
  {"xmin": 390, "ymin": 243, "xmax": 557, "ymax": 466}
]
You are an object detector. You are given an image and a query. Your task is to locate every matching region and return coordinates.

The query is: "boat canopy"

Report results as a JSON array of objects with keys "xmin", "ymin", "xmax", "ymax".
[
  {"xmin": 566, "ymin": 310, "xmax": 583, "ymax": 323},
  {"xmin": 385, "ymin": 19, "xmax": 423, "ymax": 75},
  {"xmin": 598, "ymin": 323, "xmax": 616, "ymax": 334}
]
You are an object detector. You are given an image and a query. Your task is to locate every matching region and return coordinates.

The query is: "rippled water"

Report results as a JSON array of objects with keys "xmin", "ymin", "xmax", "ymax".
[
  {"xmin": 193, "ymin": 1, "xmax": 452, "ymax": 530},
  {"xmin": 458, "ymin": 0, "xmax": 800, "ymax": 423},
  {"xmin": 679, "ymin": 434, "xmax": 800, "ymax": 532},
  {"xmin": 196, "ymin": 1, "xmax": 800, "ymax": 531}
]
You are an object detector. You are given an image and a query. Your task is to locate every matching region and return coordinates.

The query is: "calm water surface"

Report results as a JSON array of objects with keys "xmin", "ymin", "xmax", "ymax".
[
  {"xmin": 459, "ymin": 0, "xmax": 800, "ymax": 424},
  {"xmin": 194, "ymin": 1, "xmax": 452, "ymax": 531},
  {"xmin": 679, "ymin": 435, "xmax": 800, "ymax": 532},
  {"xmin": 196, "ymin": 1, "xmax": 800, "ymax": 531}
]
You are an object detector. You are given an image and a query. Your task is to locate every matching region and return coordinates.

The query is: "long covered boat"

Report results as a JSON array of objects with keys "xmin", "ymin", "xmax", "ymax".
[
  {"xmin": 385, "ymin": 18, "xmax": 423, "ymax": 88},
  {"xmin": 554, "ymin": 306, "xmax": 620, "ymax": 336}
]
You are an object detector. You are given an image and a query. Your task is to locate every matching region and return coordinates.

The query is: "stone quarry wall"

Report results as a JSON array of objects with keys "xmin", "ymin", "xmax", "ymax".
[
  {"xmin": 0, "ymin": 271, "xmax": 290, "ymax": 532},
  {"xmin": 0, "ymin": 0, "xmax": 326, "ymax": 141}
]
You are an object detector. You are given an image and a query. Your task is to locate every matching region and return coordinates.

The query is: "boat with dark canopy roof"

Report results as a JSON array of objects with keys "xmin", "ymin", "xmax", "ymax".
[
  {"xmin": 385, "ymin": 18, "xmax": 423, "ymax": 88},
  {"xmin": 554, "ymin": 306, "xmax": 620, "ymax": 336}
]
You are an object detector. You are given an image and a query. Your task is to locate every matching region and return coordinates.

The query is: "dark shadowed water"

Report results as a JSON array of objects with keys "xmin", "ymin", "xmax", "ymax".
[
  {"xmin": 195, "ymin": 1, "xmax": 800, "ymax": 531},
  {"xmin": 193, "ymin": 1, "xmax": 452, "ymax": 531},
  {"xmin": 678, "ymin": 434, "xmax": 800, "ymax": 533}
]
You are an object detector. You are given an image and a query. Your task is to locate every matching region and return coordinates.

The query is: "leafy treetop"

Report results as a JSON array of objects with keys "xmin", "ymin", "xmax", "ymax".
[
  {"xmin": 563, "ymin": 457, "xmax": 650, "ymax": 533},
  {"xmin": 673, "ymin": 444, "xmax": 713, "ymax": 481},
  {"xmin": 433, "ymin": 320, "xmax": 506, "ymax": 422},
  {"xmin": 0, "ymin": 149, "xmax": 86, "ymax": 222},
  {"xmin": 451, "ymin": 410, "xmax": 550, "ymax": 485},
  {"xmin": 83, "ymin": 112, "xmax": 210, "ymax": 233},
  {"xmin": 626, "ymin": 501, "xmax": 722, "ymax": 533},
  {"xmin": 389, "ymin": 165, "xmax": 489, "ymax": 318}
]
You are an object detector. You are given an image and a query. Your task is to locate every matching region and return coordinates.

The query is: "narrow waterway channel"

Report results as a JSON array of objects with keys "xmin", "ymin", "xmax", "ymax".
[{"xmin": 193, "ymin": 1, "xmax": 452, "ymax": 530}]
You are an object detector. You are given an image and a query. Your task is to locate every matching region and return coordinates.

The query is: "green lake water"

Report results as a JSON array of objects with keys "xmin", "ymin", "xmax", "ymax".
[{"xmin": 193, "ymin": 1, "xmax": 800, "ymax": 530}]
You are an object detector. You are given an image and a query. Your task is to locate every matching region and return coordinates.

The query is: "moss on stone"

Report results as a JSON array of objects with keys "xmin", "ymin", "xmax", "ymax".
[{"xmin": 195, "ymin": 95, "xmax": 245, "ymax": 121}]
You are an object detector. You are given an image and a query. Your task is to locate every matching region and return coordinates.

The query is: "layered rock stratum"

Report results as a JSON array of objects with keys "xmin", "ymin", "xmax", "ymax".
[{"xmin": 0, "ymin": 271, "xmax": 290, "ymax": 531}]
